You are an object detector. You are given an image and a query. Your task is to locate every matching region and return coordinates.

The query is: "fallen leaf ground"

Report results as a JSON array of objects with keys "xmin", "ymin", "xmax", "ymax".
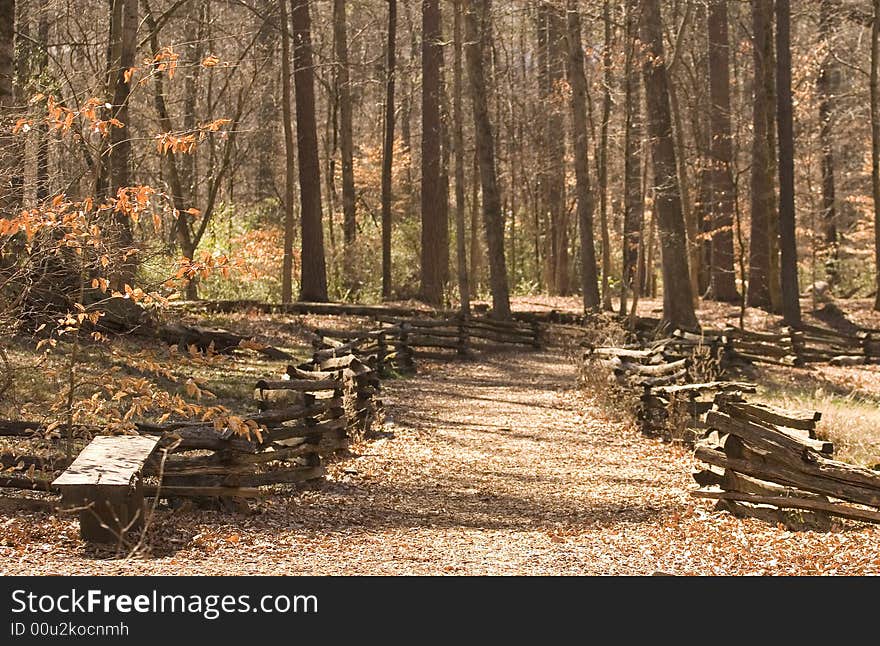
[{"xmin": 2, "ymin": 345, "xmax": 880, "ymax": 575}]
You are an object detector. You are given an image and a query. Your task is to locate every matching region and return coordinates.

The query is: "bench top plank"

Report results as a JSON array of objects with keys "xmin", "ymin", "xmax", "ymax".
[{"xmin": 53, "ymin": 435, "xmax": 160, "ymax": 488}]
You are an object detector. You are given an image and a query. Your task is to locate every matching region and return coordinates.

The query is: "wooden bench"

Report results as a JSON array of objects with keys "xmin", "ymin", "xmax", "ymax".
[{"xmin": 52, "ymin": 435, "xmax": 160, "ymax": 543}]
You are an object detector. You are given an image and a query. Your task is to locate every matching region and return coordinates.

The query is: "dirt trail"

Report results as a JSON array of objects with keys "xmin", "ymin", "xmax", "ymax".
[{"xmin": 3, "ymin": 347, "xmax": 880, "ymax": 575}]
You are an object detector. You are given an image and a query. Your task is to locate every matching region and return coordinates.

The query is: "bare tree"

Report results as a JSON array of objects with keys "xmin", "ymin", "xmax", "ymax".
[
  {"xmin": 280, "ymin": 0, "xmax": 297, "ymax": 304},
  {"xmin": 291, "ymin": 0, "xmax": 328, "ymax": 302},
  {"xmin": 747, "ymin": 0, "xmax": 774, "ymax": 309},
  {"xmin": 420, "ymin": 0, "xmax": 447, "ymax": 305},
  {"xmin": 381, "ymin": 0, "xmax": 397, "ymax": 300},
  {"xmin": 334, "ymin": 0, "xmax": 357, "ymax": 289},
  {"xmin": 621, "ymin": 0, "xmax": 643, "ymax": 314},
  {"xmin": 775, "ymin": 0, "xmax": 800, "ymax": 324},
  {"xmin": 705, "ymin": 0, "xmax": 739, "ymax": 302},
  {"xmin": 453, "ymin": 0, "xmax": 470, "ymax": 315},
  {"xmin": 565, "ymin": 0, "xmax": 599, "ymax": 311},
  {"xmin": 640, "ymin": 0, "xmax": 697, "ymax": 330},
  {"xmin": 0, "ymin": 0, "xmax": 16, "ymax": 215},
  {"xmin": 817, "ymin": 0, "xmax": 838, "ymax": 281},
  {"xmin": 464, "ymin": 0, "xmax": 510, "ymax": 318},
  {"xmin": 872, "ymin": 0, "xmax": 880, "ymax": 311}
]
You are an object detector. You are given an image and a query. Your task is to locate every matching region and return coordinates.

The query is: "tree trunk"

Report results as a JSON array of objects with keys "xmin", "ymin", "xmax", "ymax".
[
  {"xmin": 464, "ymin": 0, "xmax": 510, "ymax": 318},
  {"xmin": 598, "ymin": 0, "xmax": 613, "ymax": 310},
  {"xmin": 0, "ymin": 0, "xmax": 17, "ymax": 215},
  {"xmin": 565, "ymin": 0, "xmax": 600, "ymax": 312},
  {"xmin": 453, "ymin": 0, "xmax": 470, "ymax": 315},
  {"xmin": 817, "ymin": 0, "xmax": 838, "ymax": 284},
  {"xmin": 280, "ymin": 0, "xmax": 297, "ymax": 304},
  {"xmin": 255, "ymin": 0, "xmax": 278, "ymax": 202},
  {"xmin": 639, "ymin": 0, "xmax": 698, "ymax": 330},
  {"xmin": 621, "ymin": 0, "xmax": 643, "ymax": 315},
  {"xmin": 107, "ymin": 0, "xmax": 138, "ymax": 285},
  {"xmin": 775, "ymin": 0, "xmax": 800, "ymax": 325},
  {"xmin": 705, "ymin": 0, "xmax": 739, "ymax": 302},
  {"xmin": 420, "ymin": 0, "xmax": 447, "ymax": 305},
  {"xmin": 747, "ymin": 0, "xmax": 773, "ymax": 309},
  {"xmin": 536, "ymin": 1, "xmax": 569, "ymax": 297},
  {"xmin": 291, "ymin": 0, "xmax": 328, "ymax": 302},
  {"xmin": 334, "ymin": 0, "xmax": 357, "ymax": 289},
  {"xmin": 470, "ymin": 148, "xmax": 482, "ymax": 292},
  {"xmin": 872, "ymin": 0, "xmax": 880, "ymax": 311},
  {"xmin": 381, "ymin": 0, "xmax": 397, "ymax": 300},
  {"xmin": 35, "ymin": 0, "xmax": 49, "ymax": 201}
]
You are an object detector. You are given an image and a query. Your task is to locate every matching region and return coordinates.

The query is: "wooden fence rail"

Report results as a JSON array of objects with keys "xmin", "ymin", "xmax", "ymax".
[{"xmin": 692, "ymin": 392, "xmax": 880, "ymax": 528}]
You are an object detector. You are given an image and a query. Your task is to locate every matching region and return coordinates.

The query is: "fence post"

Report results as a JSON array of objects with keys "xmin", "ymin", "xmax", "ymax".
[{"xmin": 457, "ymin": 316, "xmax": 469, "ymax": 357}]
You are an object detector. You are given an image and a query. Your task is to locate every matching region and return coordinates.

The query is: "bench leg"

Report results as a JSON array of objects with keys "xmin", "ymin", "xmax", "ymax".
[{"xmin": 60, "ymin": 479, "xmax": 146, "ymax": 544}]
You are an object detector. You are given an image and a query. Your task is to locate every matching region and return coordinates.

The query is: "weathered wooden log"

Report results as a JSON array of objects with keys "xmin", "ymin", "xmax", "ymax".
[
  {"xmin": 160, "ymin": 426, "xmax": 260, "ymax": 453},
  {"xmin": 235, "ymin": 466, "xmax": 324, "ymax": 487},
  {"xmin": 693, "ymin": 489, "xmax": 880, "ymax": 525},
  {"xmin": 694, "ymin": 444, "xmax": 880, "ymax": 509},
  {"xmin": 0, "ymin": 452, "xmax": 72, "ymax": 471},
  {"xmin": 617, "ymin": 358, "xmax": 689, "ymax": 377},
  {"xmin": 0, "ymin": 475, "xmax": 56, "ymax": 491},
  {"xmin": 144, "ymin": 484, "xmax": 265, "ymax": 498},
  {"xmin": 729, "ymin": 340, "xmax": 793, "ymax": 357},
  {"xmin": 590, "ymin": 347, "xmax": 661, "ymax": 360},
  {"xmin": 721, "ymin": 400, "xmax": 820, "ymax": 433},
  {"xmin": 158, "ymin": 323, "xmax": 292, "ymax": 360},
  {"xmin": 730, "ymin": 351, "xmax": 799, "ymax": 366},
  {"xmin": 653, "ymin": 381, "xmax": 756, "ymax": 396},
  {"xmin": 717, "ymin": 469, "xmax": 830, "ymax": 502},
  {"xmin": 706, "ymin": 410, "xmax": 832, "ymax": 455},
  {"xmin": 636, "ymin": 370, "xmax": 690, "ymax": 387},
  {"xmin": 255, "ymin": 378, "xmax": 341, "ymax": 392}
]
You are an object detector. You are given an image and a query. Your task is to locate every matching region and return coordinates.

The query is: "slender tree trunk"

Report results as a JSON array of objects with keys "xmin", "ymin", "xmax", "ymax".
[
  {"xmin": 334, "ymin": 0, "xmax": 357, "ymax": 290},
  {"xmin": 775, "ymin": 0, "xmax": 800, "ymax": 325},
  {"xmin": 470, "ymin": 148, "xmax": 482, "ymax": 293},
  {"xmin": 817, "ymin": 0, "xmax": 838, "ymax": 284},
  {"xmin": 420, "ymin": 0, "xmax": 446, "ymax": 305},
  {"xmin": 464, "ymin": 0, "xmax": 510, "ymax": 318},
  {"xmin": 0, "ymin": 0, "xmax": 17, "ymax": 215},
  {"xmin": 621, "ymin": 0, "xmax": 643, "ymax": 315},
  {"xmin": 598, "ymin": 0, "xmax": 613, "ymax": 310},
  {"xmin": 35, "ymin": 0, "xmax": 49, "ymax": 201},
  {"xmin": 639, "ymin": 0, "xmax": 698, "ymax": 330},
  {"xmin": 536, "ymin": 1, "xmax": 568, "ymax": 297},
  {"xmin": 666, "ymin": 4, "xmax": 698, "ymax": 301},
  {"xmin": 107, "ymin": 0, "xmax": 138, "ymax": 285},
  {"xmin": 747, "ymin": 0, "xmax": 773, "ymax": 309},
  {"xmin": 706, "ymin": 0, "xmax": 739, "ymax": 302},
  {"xmin": 255, "ymin": 0, "xmax": 278, "ymax": 202},
  {"xmin": 565, "ymin": 0, "xmax": 599, "ymax": 312},
  {"xmin": 453, "ymin": 0, "xmax": 470, "ymax": 315},
  {"xmin": 872, "ymin": 0, "xmax": 880, "ymax": 311},
  {"xmin": 181, "ymin": 3, "xmax": 204, "ymax": 206},
  {"xmin": 291, "ymin": 0, "xmax": 328, "ymax": 302},
  {"xmin": 381, "ymin": 0, "xmax": 397, "ymax": 299},
  {"xmin": 280, "ymin": 0, "xmax": 297, "ymax": 304}
]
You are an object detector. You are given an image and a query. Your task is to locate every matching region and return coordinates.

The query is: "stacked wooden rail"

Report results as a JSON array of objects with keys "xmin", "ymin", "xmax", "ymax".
[
  {"xmin": 584, "ymin": 339, "xmax": 756, "ymax": 441},
  {"xmin": 662, "ymin": 324, "xmax": 880, "ymax": 368},
  {"xmin": 639, "ymin": 381, "xmax": 757, "ymax": 442},
  {"xmin": 309, "ymin": 323, "xmax": 416, "ymax": 374},
  {"xmin": 693, "ymin": 393, "xmax": 880, "ymax": 528},
  {"xmin": 311, "ymin": 314, "xmax": 542, "ymax": 364},
  {"xmin": 0, "ymin": 351, "xmax": 382, "ymax": 508}
]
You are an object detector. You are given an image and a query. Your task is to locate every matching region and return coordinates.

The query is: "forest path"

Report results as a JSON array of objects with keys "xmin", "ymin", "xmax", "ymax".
[{"xmin": 5, "ymin": 347, "xmax": 880, "ymax": 574}]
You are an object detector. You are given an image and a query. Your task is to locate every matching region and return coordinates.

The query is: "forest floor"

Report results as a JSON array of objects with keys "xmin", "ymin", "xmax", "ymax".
[{"xmin": 3, "ymin": 330, "xmax": 880, "ymax": 575}]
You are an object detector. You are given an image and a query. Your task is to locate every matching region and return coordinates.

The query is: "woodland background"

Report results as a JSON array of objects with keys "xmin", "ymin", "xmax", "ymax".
[{"xmin": 1, "ymin": 0, "xmax": 880, "ymax": 330}]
